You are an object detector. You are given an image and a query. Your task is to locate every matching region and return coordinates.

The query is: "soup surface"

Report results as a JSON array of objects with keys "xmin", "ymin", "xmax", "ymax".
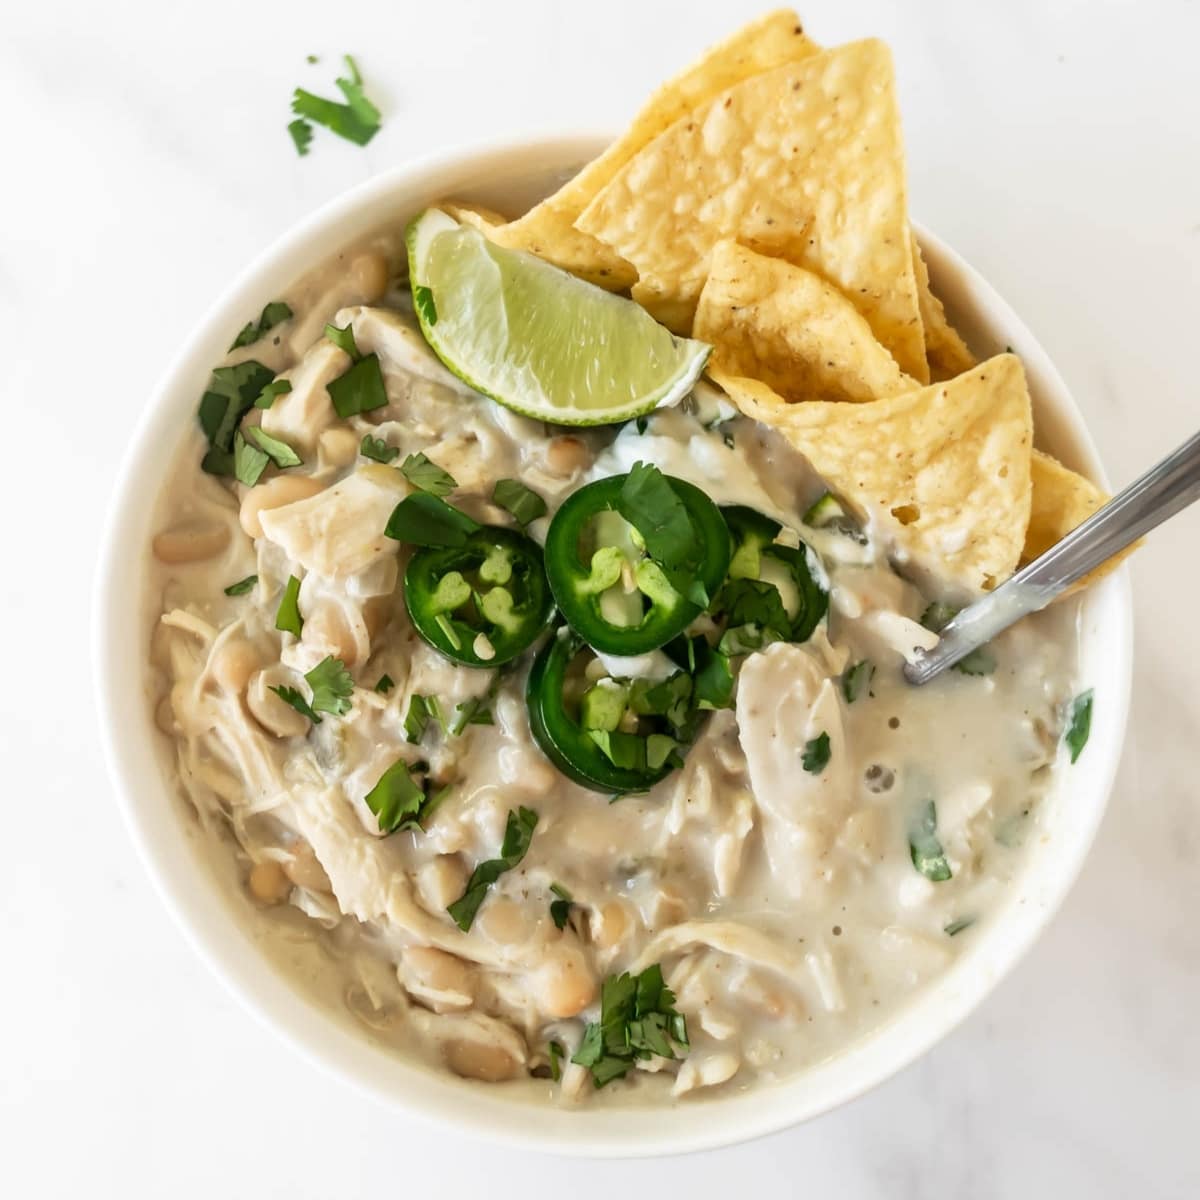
[{"xmin": 146, "ymin": 227, "xmax": 1080, "ymax": 1105}]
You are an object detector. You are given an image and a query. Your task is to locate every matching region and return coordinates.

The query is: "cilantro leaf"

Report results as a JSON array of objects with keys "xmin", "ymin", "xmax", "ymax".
[
  {"xmin": 413, "ymin": 284, "xmax": 438, "ymax": 327},
  {"xmin": 291, "ymin": 72, "xmax": 381, "ymax": 148},
  {"xmin": 246, "ymin": 426, "xmax": 302, "ymax": 468},
  {"xmin": 493, "ymin": 479, "xmax": 547, "ymax": 527},
  {"xmin": 451, "ymin": 677, "xmax": 500, "ymax": 737},
  {"xmin": 571, "ymin": 964, "xmax": 688, "ymax": 1087},
  {"xmin": 197, "ymin": 361, "xmax": 276, "ymax": 474},
  {"xmin": 360, "ymin": 434, "xmax": 398, "ymax": 464},
  {"xmin": 404, "ymin": 694, "xmax": 432, "ymax": 743},
  {"xmin": 842, "ymin": 660, "xmax": 874, "ymax": 703},
  {"xmin": 288, "ymin": 118, "xmax": 313, "ymax": 156},
  {"xmin": 1064, "ymin": 689, "xmax": 1093, "ymax": 763},
  {"xmin": 547, "ymin": 1041, "xmax": 563, "ymax": 1082},
  {"xmin": 400, "ymin": 452, "xmax": 457, "ymax": 497},
  {"xmin": 714, "ymin": 578, "xmax": 791, "ymax": 650},
  {"xmin": 255, "ymin": 379, "xmax": 292, "ymax": 410},
  {"xmin": 374, "ymin": 673, "xmax": 394, "ymax": 694},
  {"xmin": 446, "ymin": 807, "xmax": 538, "ymax": 931},
  {"xmin": 385, "ymin": 493, "xmax": 480, "ymax": 547},
  {"xmin": 802, "ymin": 731, "xmax": 831, "ymax": 773},
  {"xmin": 549, "ymin": 882, "xmax": 573, "ymax": 930},
  {"xmin": 275, "ymin": 575, "xmax": 303, "ymax": 636},
  {"xmin": 269, "ymin": 684, "xmax": 320, "ymax": 725},
  {"xmin": 616, "ymin": 462, "xmax": 698, "ymax": 572},
  {"xmin": 230, "ymin": 301, "xmax": 293, "ymax": 351},
  {"xmin": 327, "ymin": 353, "xmax": 387, "ymax": 418},
  {"xmin": 233, "ymin": 431, "xmax": 270, "ymax": 486},
  {"xmin": 692, "ymin": 641, "xmax": 734, "ymax": 710},
  {"xmin": 363, "ymin": 758, "xmax": 428, "ymax": 834},
  {"xmin": 334, "ymin": 55, "xmax": 381, "ymax": 131},
  {"xmin": 909, "ymin": 800, "xmax": 952, "ymax": 881},
  {"xmin": 324, "ymin": 321, "xmax": 360, "ymax": 359},
  {"xmin": 305, "ymin": 656, "xmax": 354, "ymax": 717},
  {"xmin": 224, "ymin": 574, "xmax": 258, "ymax": 597}
]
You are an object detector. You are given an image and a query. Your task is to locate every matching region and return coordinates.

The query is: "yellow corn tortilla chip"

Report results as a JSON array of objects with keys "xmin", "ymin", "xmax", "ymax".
[
  {"xmin": 717, "ymin": 354, "xmax": 1033, "ymax": 593},
  {"xmin": 438, "ymin": 201, "xmax": 511, "ymax": 233},
  {"xmin": 694, "ymin": 240, "xmax": 915, "ymax": 402},
  {"xmin": 1023, "ymin": 449, "xmax": 1133, "ymax": 591},
  {"xmin": 490, "ymin": 10, "xmax": 820, "ymax": 291},
  {"xmin": 576, "ymin": 40, "xmax": 928, "ymax": 382},
  {"xmin": 910, "ymin": 231, "xmax": 976, "ymax": 381}
]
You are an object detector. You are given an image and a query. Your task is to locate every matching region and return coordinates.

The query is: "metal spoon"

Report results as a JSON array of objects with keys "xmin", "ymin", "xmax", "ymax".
[{"xmin": 904, "ymin": 428, "xmax": 1200, "ymax": 685}]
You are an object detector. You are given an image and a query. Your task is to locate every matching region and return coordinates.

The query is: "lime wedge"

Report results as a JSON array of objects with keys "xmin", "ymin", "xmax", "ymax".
[{"xmin": 406, "ymin": 209, "xmax": 710, "ymax": 426}]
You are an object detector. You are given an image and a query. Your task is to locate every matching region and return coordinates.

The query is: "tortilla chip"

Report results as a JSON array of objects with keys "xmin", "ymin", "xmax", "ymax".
[
  {"xmin": 717, "ymin": 354, "xmax": 1033, "ymax": 593},
  {"xmin": 490, "ymin": 10, "xmax": 820, "ymax": 291},
  {"xmin": 438, "ymin": 201, "xmax": 510, "ymax": 233},
  {"xmin": 910, "ymin": 231, "xmax": 976, "ymax": 381},
  {"xmin": 694, "ymin": 240, "xmax": 915, "ymax": 402},
  {"xmin": 576, "ymin": 40, "xmax": 928, "ymax": 382},
  {"xmin": 1023, "ymin": 449, "xmax": 1132, "ymax": 591}
]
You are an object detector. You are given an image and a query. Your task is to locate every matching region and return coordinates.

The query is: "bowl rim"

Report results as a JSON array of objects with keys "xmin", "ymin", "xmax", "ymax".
[{"xmin": 93, "ymin": 133, "xmax": 1133, "ymax": 1157}]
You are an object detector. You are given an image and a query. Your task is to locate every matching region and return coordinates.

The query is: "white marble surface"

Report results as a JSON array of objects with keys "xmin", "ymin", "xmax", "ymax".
[{"xmin": 1, "ymin": 0, "xmax": 1197, "ymax": 1195}]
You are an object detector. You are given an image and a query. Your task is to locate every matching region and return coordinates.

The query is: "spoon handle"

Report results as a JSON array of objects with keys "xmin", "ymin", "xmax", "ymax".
[{"xmin": 904, "ymin": 427, "xmax": 1200, "ymax": 684}]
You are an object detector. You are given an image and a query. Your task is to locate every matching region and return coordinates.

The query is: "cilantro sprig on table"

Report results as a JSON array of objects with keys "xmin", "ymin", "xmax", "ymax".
[{"xmin": 289, "ymin": 55, "xmax": 382, "ymax": 155}]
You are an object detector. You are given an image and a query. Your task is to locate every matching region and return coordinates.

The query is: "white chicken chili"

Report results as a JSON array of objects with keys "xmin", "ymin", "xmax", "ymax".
[{"xmin": 145, "ymin": 226, "xmax": 1087, "ymax": 1105}]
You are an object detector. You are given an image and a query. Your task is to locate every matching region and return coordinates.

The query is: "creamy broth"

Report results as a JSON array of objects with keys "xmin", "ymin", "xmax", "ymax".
[{"xmin": 147, "ymin": 232, "xmax": 1078, "ymax": 1105}]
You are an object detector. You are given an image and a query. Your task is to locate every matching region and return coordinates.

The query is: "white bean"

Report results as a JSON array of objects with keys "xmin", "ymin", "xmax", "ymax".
[{"xmin": 239, "ymin": 474, "xmax": 326, "ymax": 539}]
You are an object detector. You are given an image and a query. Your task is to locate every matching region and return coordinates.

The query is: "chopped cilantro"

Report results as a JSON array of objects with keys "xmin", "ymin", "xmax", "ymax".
[
  {"xmin": 230, "ymin": 301, "xmax": 293, "ymax": 351},
  {"xmin": 246, "ymin": 426, "xmax": 302, "ymax": 468},
  {"xmin": 842, "ymin": 660, "xmax": 874, "ymax": 703},
  {"xmin": 549, "ymin": 882, "xmax": 573, "ymax": 930},
  {"xmin": 360, "ymin": 434, "xmax": 398, "ymax": 464},
  {"xmin": 197, "ymin": 360, "xmax": 276, "ymax": 475},
  {"xmin": 272, "ymin": 656, "xmax": 353, "ymax": 725},
  {"xmin": 404, "ymin": 694, "xmax": 432, "ymax": 743},
  {"xmin": 233, "ymin": 431, "xmax": 270, "ymax": 486},
  {"xmin": 269, "ymin": 684, "xmax": 320, "ymax": 725},
  {"xmin": 614, "ymin": 460, "xmax": 700, "ymax": 573},
  {"xmin": 290, "ymin": 54, "xmax": 381, "ymax": 149},
  {"xmin": 224, "ymin": 574, "xmax": 258, "ymax": 597},
  {"xmin": 254, "ymin": 378, "xmax": 292, "ymax": 410},
  {"xmin": 327, "ymin": 353, "xmax": 387, "ymax": 418},
  {"xmin": 691, "ymin": 640, "xmax": 734, "ymax": 710},
  {"xmin": 288, "ymin": 118, "xmax": 313, "ymax": 156},
  {"xmin": 363, "ymin": 758, "xmax": 430, "ymax": 834},
  {"xmin": 802, "ymin": 731, "xmax": 831, "ymax": 773},
  {"xmin": 324, "ymin": 322, "xmax": 360, "ymax": 359},
  {"xmin": 306, "ymin": 655, "xmax": 354, "ymax": 717},
  {"xmin": 571, "ymin": 964, "xmax": 689, "ymax": 1087},
  {"xmin": 446, "ymin": 806, "xmax": 538, "ymax": 932},
  {"xmin": 385, "ymin": 493, "xmax": 480, "ymax": 547},
  {"xmin": 451, "ymin": 679, "xmax": 499, "ymax": 736},
  {"xmin": 275, "ymin": 575, "xmax": 303, "ymax": 636},
  {"xmin": 1064, "ymin": 689, "xmax": 1093, "ymax": 763},
  {"xmin": 909, "ymin": 800, "xmax": 952, "ymax": 881},
  {"xmin": 374, "ymin": 673, "xmax": 394, "ymax": 695},
  {"xmin": 492, "ymin": 478, "xmax": 548, "ymax": 527},
  {"xmin": 547, "ymin": 1040, "xmax": 564, "ymax": 1082},
  {"xmin": 400, "ymin": 452, "xmax": 457, "ymax": 497}
]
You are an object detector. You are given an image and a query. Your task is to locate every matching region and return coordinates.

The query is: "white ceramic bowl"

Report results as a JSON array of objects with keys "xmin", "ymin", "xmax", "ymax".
[{"xmin": 94, "ymin": 136, "xmax": 1133, "ymax": 1157}]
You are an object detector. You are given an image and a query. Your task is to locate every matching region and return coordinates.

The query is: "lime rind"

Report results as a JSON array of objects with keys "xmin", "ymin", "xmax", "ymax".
[{"xmin": 406, "ymin": 208, "xmax": 710, "ymax": 427}]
